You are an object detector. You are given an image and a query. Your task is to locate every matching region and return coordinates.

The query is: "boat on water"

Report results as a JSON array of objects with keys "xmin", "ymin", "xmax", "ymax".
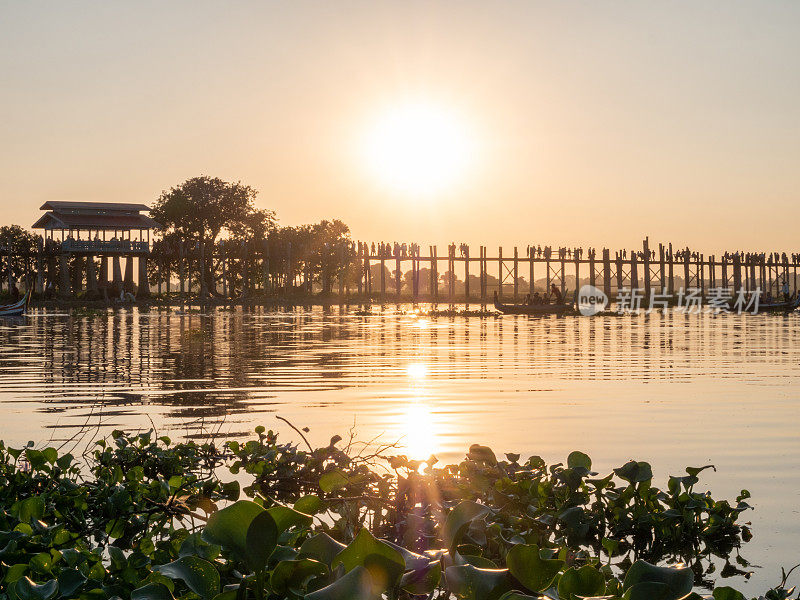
[
  {"xmin": 493, "ymin": 291, "xmax": 572, "ymax": 315},
  {"xmin": 0, "ymin": 292, "xmax": 29, "ymax": 317},
  {"xmin": 747, "ymin": 295, "xmax": 800, "ymax": 313}
]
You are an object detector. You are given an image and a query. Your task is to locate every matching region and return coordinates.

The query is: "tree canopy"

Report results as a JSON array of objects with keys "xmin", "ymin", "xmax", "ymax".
[
  {"xmin": 0, "ymin": 225, "xmax": 39, "ymax": 282},
  {"xmin": 151, "ymin": 176, "xmax": 276, "ymax": 245}
]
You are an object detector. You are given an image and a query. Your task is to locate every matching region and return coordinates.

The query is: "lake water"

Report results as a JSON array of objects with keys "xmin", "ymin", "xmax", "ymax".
[{"xmin": 1, "ymin": 306, "xmax": 798, "ymax": 593}]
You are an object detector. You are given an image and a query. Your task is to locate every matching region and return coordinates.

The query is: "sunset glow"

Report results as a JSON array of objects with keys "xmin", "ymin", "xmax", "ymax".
[
  {"xmin": 2, "ymin": 4, "xmax": 799, "ymax": 596},
  {"xmin": 362, "ymin": 101, "xmax": 475, "ymax": 197}
]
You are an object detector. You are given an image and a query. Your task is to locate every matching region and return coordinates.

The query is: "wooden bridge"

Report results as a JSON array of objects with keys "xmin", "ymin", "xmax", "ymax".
[
  {"xmin": 2, "ymin": 217, "xmax": 799, "ymax": 305},
  {"xmin": 353, "ymin": 238, "xmax": 800, "ymax": 304}
]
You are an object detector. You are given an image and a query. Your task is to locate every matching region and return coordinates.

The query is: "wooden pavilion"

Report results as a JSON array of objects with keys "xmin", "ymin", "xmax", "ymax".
[{"xmin": 32, "ymin": 201, "xmax": 159, "ymax": 298}]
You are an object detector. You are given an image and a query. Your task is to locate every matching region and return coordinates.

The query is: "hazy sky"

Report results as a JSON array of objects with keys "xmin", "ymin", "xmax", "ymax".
[{"xmin": 1, "ymin": 1, "xmax": 798, "ymax": 251}]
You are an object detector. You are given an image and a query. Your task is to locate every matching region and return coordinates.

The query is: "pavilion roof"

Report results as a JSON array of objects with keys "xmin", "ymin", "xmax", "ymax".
[
  {"xmin": 32, "ymin": 201, "xmax": 159, "ymax": 230},
  {"xmin": 39, "ymin": 201, "xmax": 152, "ymax": 213}
]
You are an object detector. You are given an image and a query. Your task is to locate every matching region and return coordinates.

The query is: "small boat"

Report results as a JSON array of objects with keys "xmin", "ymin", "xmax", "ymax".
[
  {"xmin": 0, "ymin": 292, "xmax": 29, "ymax": 317},
  {"xmin": 493, "ymin": 291, "xmax": 572, "ymax": 315},
  {"xmin": 748, "ymin": 295, "xmax": 800, "ymax": 313}
]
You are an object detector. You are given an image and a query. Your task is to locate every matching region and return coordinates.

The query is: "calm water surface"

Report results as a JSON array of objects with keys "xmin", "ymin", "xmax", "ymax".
[{"xmin": 1, "ymin": 306, "xmax": 798, "ymax": 592}]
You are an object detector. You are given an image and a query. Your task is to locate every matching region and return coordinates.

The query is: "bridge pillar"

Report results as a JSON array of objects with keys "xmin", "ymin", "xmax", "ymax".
[
  {"xmin": 123, "ymin": 257, "xmax": 135, "ymax": 293},
  {"xmin": 112, "ymin": 256, "xmax": 123, "ymax": 296},
  {"xmin": 137, "ymin": 256, "xmax": 151, "ymax": 298},
  {"xmin": 733, "ymin": 254, "xmax": 742, "ymax": 292},
  {"xmin": 86, "ymin": 255, "xmax": 99, "ymax": 299}
]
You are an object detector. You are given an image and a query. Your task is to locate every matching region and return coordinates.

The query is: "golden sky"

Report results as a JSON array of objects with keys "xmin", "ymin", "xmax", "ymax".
[{"xmin": 1, "ymin": 2, "xmax": 798, "ymax": 251}]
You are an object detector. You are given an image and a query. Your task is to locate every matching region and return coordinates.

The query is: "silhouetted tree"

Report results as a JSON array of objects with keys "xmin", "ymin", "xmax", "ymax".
[
  {"xmin": 0, "ymin": 225, "xmax": 39, "ymax": 286},
  {"xmin": 151, "ymin": 176, "xmax": 276, "ymax": 295}
]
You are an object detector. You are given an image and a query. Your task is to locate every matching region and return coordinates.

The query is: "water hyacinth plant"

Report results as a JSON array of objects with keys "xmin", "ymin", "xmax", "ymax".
[{"xmin": 0, "ymin": 427, "xmax": 794, "ymax": 600}]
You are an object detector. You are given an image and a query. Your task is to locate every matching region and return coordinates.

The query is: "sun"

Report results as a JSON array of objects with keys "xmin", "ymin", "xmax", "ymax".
[{"xmin": 362, "ymin": 101, "xmax": 476, "ymax": 197}]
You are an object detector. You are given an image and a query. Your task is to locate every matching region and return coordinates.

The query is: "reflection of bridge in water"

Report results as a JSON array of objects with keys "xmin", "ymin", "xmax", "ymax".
[{"xmin": 0, "ymin": 307, "xmax": 799, "ymax": 442}]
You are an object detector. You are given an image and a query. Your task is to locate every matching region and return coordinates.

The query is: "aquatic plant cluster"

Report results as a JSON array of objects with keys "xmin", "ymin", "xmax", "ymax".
[{"xmin": 0, "ymin": 428, "xmax": 793, "ymax": 600}]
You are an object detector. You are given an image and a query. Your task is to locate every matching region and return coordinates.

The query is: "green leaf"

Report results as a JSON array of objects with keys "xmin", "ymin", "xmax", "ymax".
[
  {"xmin": 15, "ymin": 497, "xmax": 45, "ymax": 524},
  {"xmin": 332, "ymin": 529, "xmax": 405, "ymax": 593},
  {"xmin": 505, "ymin": 544, "xmax": 564, "ymax": 593},
  {"xmin": 270, "ymin": 558, "xmax": 328, "ymax": 596},
  {"xmin": 623, "ymin": 561, "xmax": 693, "ymax": 600},
  {"xmin": 179, "ymin": 532, "xmax": 220, "ymax": 561},
  {"xmin": 459, "ymin": 554, "xmax": 499, "ymax": 569},
  {"xmin": 567, "ymin": 451, "xmax": 592, "ymax": 471},
  {"xmin": 384, "ymin": 540, "xmax": 436, "ymax": 571},
  {"xmin": 87, "ymin": 561, "xmax": 105, "ymax": 581},
  {"xmin": 41, "ymin": 448, "xmax": 58, "ymax": 465},
  {"xmin": 105, "ymin": 518, "xmax": 125, "ymax": 539},
  {"xmin": 331, "ymin": 529, "xmax": 403, "ymax": 572},
  {"xmin": 131, "ymin": 583, "xmax": 175, "ymax": 600},
  {"xmin": 623, "ymin": 581, "xmax": 678, "ymax": 600},
  {"xmin": 267, "ymin": 505, "xmax": 313, "ymax": 533},
  {"xmin": 57, "ymin": 568, "xmax": 87, "ymax": 598},
  {"xmin": 444, "ymin": 565, "xmax": 512, "ymax": 600},
  {"xmin": 444, "ymin": 501, "xmax": 490, "ymax": 555},
  {"xmin": 468, "ymin": 444, "xmax": 498, "ymax": 465},
  {"xmin": 319, "ymin": 470, "xmax": 350, "ymax": 493},
  {"xmin": 220, "ymin": 481, "xmax": 240, "ymax": 501},
  {"xmin": 305, "ymin": 565, "xmax": 376, "ymax": 600},
  {"xmin": 202, "ymin": 500, "xmax": 277, "ymax": 571},
  {"xmin": 712, "ymin": 587, "xmax": 745, "ymax": 600},
  {"xmin": 10, "ymin": 577, "xmax": 58, "ymax": 600},
  {"xmin": 614, "ymin": 461, "xmax": 653, "ymax": 484},
  {"xmin": 400, "ymin": 560, "xmax": 441, "ymax": 595},
  {"xmin": 294, "ymin": 495, "xmax": 323, "ymax": 515},
  {"xmin": 29, "ymin": 552, "xmax": 54, "ymax": 575},
  {"xmin": 155, "ymin": 556, "xmax": 220, "ymax": 600},
  {"xmin": 56, "ymin": 453, "xmax": 73, "ymax": 469},
  {"xmin": 686, "ymin": 465, "xmax": 715, "ymax": 478},
  {"xmin": 601, "ymin": 537, "xmax": 620, "ymax": 559},
  {"xmin": 557, "ymin": 565, "xmax": 606, "ymax": 600},
  {"xmin": 4, "ymin": 563, "xmax": 27, "ymax": 584},
  {"xmin": 298, "ymin": 533, "xmax": 347, "ymax": 566},
  {"xmin": 498, "ymin": 593, "xmax": 540, "ymax": 600},
  {"xmin": 25, "ymin": 450, "xmax": 46, "ymax": 471}
]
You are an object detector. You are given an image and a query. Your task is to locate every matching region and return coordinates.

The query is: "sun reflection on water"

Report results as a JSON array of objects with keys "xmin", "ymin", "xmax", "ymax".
[
  {"xmin": 405, "ymin": 362, "xmax": 428, "ymax": 380},
  {"xmin": 401, "ymin": 401, "xmax": 438, "ymax": 460}
]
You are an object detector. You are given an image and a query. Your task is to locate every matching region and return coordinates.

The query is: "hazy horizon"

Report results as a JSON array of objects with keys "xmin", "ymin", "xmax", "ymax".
[{"xmin": 2, "ymin": 1, "xmax": 799, "ymax": 252}]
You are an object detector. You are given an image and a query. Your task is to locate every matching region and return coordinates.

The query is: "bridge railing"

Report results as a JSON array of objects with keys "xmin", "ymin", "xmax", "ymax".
[{"xmin": 60, "ymin": 239, "xmax": 150, "ymax": 254}]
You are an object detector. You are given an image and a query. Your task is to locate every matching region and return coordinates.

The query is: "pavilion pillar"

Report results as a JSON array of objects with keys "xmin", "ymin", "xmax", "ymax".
[
  {"xmin": 98, "ymin": 256, "xmax": 108, "ymax": 290},
  {"xmin": 138, "ymin": 255, "xmax": 151, "ymax": 298},
  {"xmin": 46, "ymin": 254, "xmax": 57, "ymax": 295},
  {"xmin": 123, "ymin": 257, "xmax": 135, "ymax": 293},
  {"xmin": 98, "ymin": 256, "xmax": 109, "ymax": 301},
  {"xmin": 86, "ymin": 255, "xmax": 99, "ymax": 298},
  {"xmin": 58, "ymin": 253, "xmax": 72, "ymax": 297},
  {"xmin": 71, "ymin": 255, "xmax": 84, "ymax": 295},
  {"xmin": 112, "ymin": 256, "xmax": 123, "ymax": 296}
]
